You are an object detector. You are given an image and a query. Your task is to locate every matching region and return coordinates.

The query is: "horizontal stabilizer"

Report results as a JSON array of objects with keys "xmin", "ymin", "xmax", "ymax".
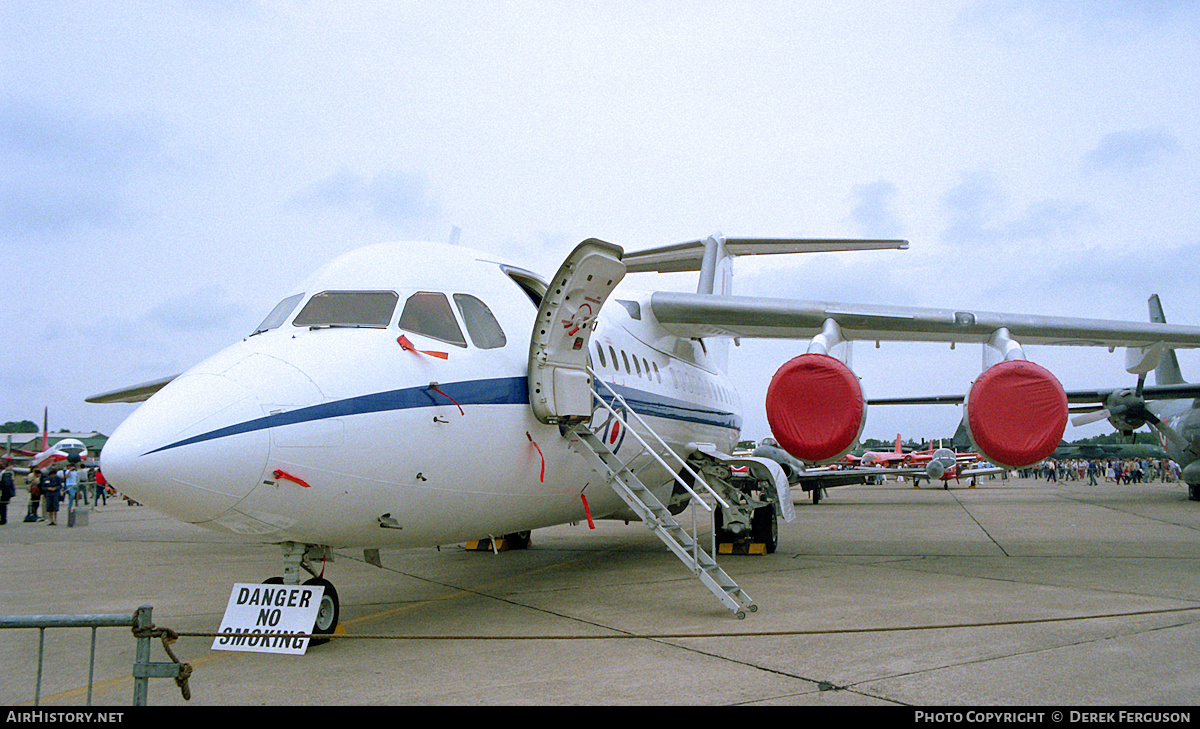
[{"xmin": 623, "ymin": 238, "xmax": 908, "ymax": 273}]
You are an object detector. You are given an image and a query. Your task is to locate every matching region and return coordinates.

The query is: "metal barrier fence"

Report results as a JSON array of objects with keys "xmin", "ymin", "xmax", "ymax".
[{"xmin": 0, "ymin": 605, "xmax": 191, "ymax": 706}]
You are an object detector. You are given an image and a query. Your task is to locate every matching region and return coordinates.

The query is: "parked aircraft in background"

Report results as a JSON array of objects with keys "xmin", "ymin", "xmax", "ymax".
[
  {"xmin": 902, "ymin": 448, "xmax": 1007, "ymax": 488},
  {"xmin": 3, "ymin": 409, "xmax": 93, "ymax": 473},
  {"xmin": 1051, "ymin": 442, "xmax": 1166, "ymax": 461},
  {"xmin": 88, "ymin": 234, "xmax": 1200, "ymax": 634},
  {"xmin": 845, "ymin": 434, "xmax": 913, "ymax": 467},
  {"xmin": 27, "ymin": 438, "xmax": 90, "ymax": 472}
]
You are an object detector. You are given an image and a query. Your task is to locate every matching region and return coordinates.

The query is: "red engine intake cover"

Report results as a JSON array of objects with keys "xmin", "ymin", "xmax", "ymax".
[
  {"xmin": 965, "ymin": 360, "xmax": 1068, "ymax": 469},
  {"xmin": 766, "ymin": 353, "xmax": 865, "ymax": 464}
]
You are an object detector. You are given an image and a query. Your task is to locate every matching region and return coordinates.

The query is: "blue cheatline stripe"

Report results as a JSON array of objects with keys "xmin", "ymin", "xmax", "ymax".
[
  {"xmin": 144, "ymin": 376, "xmax": 741, "ymax": 455},
  {"xmin": 606, "ymin": 384, "xmax": 742, "ymax": 431}
]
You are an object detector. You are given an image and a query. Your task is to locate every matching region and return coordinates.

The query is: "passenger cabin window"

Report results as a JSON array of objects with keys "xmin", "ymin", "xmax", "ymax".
[
  {"xmin": 595, "ymin": 343, "xmax": 607, "ymax": 368},
  {"xmin": 253, "ymin": 292, "xmax": 304, "ymax": 335},
  {"xmin": 293, "ymin": 291, "xmax": 397, "ymax": 329},
  {"xmin": 453, "ymin": 294, "xmax": 506, "ymax": 349},
  {"xmin": 398, "ymin": 292, "xmax": 467, "ymax": 347}
]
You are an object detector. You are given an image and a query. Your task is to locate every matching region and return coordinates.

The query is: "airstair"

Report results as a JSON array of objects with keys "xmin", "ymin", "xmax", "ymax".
[
  {"xmin": 565, "ymin": 374, "xmax": 757, "ymax": 618},
  {"xmin": 529, "ymin": 238, "xmax": 756, "ymax": 617}
]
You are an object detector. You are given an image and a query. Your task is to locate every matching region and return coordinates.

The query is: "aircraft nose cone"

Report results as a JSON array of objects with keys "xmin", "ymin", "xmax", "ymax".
[{"xmin": 102, "ymin": 371, "xmax": 271, "ymax": 523}]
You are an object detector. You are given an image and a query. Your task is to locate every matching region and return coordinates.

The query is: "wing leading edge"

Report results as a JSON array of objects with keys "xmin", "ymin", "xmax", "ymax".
[
  {"xmin": 85, "ymin": 375, "xmax": 178, "ymax": 404},
  {"xmin": 648, "ymin": 291, "xmax": 1200, "ymax": 350}
]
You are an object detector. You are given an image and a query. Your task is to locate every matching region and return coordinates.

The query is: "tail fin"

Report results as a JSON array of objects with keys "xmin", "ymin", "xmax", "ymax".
[
  {"xmin": 894, "ymin": 434, "xmax": 903, "ymax": 453},
  {"xmin": 952, "ymin": 418, "xmax": 972, "ymax": 451},
  {"xmin": 42, "ymin": 407, "xmax": 48, "ymax": 452},
  {"xmin": 1149, "ymin": 295, "xmax": 1185, "ymax": 385}
]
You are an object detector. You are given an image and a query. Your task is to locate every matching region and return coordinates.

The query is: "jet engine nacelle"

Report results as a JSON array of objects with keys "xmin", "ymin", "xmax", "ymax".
[
  {"xmin": 765, "ymin": 353, "xmax": 866, "ymax": 465},
  {"xmin": 963, "ymin": 359, "xmax": 1067, "ymax": 469}
]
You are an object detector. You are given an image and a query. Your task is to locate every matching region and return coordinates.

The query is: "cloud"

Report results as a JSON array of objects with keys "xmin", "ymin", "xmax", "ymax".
[
  {"xmin": 1083, "ymin": 128, "xmax": 1180, "ymax": 174},
  {"xmin": 940, "ymin": 171, "xmax": 1088, "ymax": 246},
  {"xmin": 958, "ymin": 1, "xmax": 1200, "ymax": 44},
  {"xmin": 848, "ymin": 180, "xmax": 904, "ymax": 238},
  {"xmin": 292, "ymin": 168, "xmax": 439, "ymax": 224},
  {"xmin": 144, "ymin": 285, "xmax": 247, "ymax": 334},
  {"xmin": 0, "ymin": 99, "xmax": 160, "ymax": 240}
]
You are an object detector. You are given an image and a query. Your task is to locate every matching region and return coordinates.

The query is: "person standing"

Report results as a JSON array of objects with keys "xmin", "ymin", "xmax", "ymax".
[
  {"xmin": 43, "ymin": 468, "xmax": 62, "ymax": 526},
  {"xmin": 64, "ymin": 465, "xmax": 79, "ymax": 513},
  {"xmin": 0, "ymin": 461, "xmax": 14, "ymax": 524},
  {"xmin": 25, "ymin": 468, "xmax": 42, "ymax": 522},
  {"xmin": 94, "ymin": 469, "xmax": 108, "ymax": 507}
]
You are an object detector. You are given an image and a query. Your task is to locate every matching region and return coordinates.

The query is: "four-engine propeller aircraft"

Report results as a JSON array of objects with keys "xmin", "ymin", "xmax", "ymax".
[{"xmin": 87, "ymin": 234, "xmax": 1200, "ymax": 633}]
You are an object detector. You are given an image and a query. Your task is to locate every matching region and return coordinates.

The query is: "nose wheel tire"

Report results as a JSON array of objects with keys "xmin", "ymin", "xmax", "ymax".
[
  {"xmin": 260, "ymin": 576, "xmax": 339, "ymax": 646},
  {"xmin": 303, "ymin": 577, "xmax": 340, "ymax": 645}
]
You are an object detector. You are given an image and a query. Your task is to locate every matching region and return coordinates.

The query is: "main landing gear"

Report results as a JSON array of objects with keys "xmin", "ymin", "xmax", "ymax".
[
  {"xmin": 715, "ymin": 504, "xmax": 779, "ymax": 555},
  {"xmin": 266, "ymin": 542, "xmax": 341, "ymax": 645},
  {"xmin": 464, "ymin": 531, "xmax": 533, "ymax": 552}
]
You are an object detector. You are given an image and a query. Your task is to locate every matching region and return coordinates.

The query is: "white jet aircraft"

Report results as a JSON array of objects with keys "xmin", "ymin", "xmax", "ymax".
[
  {"xmin": 89, "ymin": 235, "xmax": 1200, "ymax": 635},
  {"xmin": 5, "ymin": 409, "xmax": 92, "ymax": 473}
]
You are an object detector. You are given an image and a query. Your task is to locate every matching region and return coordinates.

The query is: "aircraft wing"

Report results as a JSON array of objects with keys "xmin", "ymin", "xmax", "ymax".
[
  {"xmin": 958, "ymin": 464, "xmax": 1008, "ymax": 478},
  {"xmin": 85, "ymin": 375, "xmax": 178, "ymax": 404},
  {"xmin": 648, "ymin": 292, "xmax": 1200, "ymax": 349},
  {"xmin": 869, "ymin": 382, "xmax": 1200, "ymax": 406}
]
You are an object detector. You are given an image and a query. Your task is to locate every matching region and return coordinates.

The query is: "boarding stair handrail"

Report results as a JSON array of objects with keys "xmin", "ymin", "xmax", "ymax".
[
  {"xmin": 566, "ymin": 371, "xmax": 754, "ymax": 617},
  {"xmin": 567, "ymin": 425, "xmax": 756, "ymax": 617},
  {"xmin": 586, "ymin": 367, "xmax": 730, "ymax": 511}
]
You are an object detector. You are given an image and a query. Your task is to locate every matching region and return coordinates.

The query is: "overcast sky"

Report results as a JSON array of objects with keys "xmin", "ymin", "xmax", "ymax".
[{"xmin": 3, "ymin": 1, "xmax": 1198, "ymax": 447}]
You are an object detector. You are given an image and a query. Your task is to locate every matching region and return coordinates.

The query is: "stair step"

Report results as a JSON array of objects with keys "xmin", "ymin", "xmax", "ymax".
[{"xmin": 566, "ymin": 420, "xmax": 752, "ymax": 616}]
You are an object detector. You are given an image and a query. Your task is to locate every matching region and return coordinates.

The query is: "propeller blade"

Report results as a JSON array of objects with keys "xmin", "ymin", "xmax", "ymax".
[
  {"xmin": 1151, "ymin": 420, "xmax": 1191, "ymax": 451},
  {"xmin": 1072, "ymin": 409, "xmax": 1112, "ymax": 427}
]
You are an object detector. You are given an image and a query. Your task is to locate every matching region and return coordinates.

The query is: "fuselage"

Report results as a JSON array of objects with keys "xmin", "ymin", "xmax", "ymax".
[
  {"xmin": 100, "ymin": 242, "xmax": 742, "ymax": 548},
  {"xmin": 32, "ymin": 438, "xmax": 88, "ymax": 470},
  {"xmin": 1150, "ymin": 398, "xmax": 1200, "ymax": 469}
]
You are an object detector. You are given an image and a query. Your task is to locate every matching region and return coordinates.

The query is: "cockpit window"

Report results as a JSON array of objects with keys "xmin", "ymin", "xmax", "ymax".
[
  {"xmin": 453, "ymin": 294, "xmax": 507, "ymax": 349},
  {"xmin": 292, "ymin": 291, "xmax": 398, "ymax": 328},
  {"xmin": 398, "ymin": 292, "xmax": 467, "ymax": 347},
  {"xmin": 253, "ymin": 292, "xmax": 305, "ymax": 335}
]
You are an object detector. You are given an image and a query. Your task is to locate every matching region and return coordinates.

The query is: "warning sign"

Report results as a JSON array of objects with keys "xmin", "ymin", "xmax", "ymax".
[{"xmin": 212, "ymin": 582, "xmax": 325, "ymax": 655}]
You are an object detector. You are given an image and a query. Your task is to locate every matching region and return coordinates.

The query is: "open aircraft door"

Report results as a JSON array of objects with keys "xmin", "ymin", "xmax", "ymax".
[{"xmin": 529, "ymin": 239, "xmax": 625, "ymax": 425}]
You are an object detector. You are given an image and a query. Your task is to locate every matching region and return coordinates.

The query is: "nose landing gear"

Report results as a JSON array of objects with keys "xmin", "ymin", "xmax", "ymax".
[{"xmin": 265, "ymin": 542, "xmax": 341, "ymax": 646}]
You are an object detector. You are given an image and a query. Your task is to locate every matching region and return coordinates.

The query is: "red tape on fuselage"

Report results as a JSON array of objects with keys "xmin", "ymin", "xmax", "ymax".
[
  {"xmin": 766, "ymin": 353, "xmax": 865, "ymax": 464},
  {"xmin": 965, "ymin": 360, "xmax": 1067, "ymax": 469}
]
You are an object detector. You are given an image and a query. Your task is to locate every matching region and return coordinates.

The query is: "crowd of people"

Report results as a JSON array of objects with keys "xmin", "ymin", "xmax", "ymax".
[
  {"xmin": 1012, "ymin": 457, "xmax": 1183, "ymax": 485},
  {"xmin": 0, "ymin": 461, "xmax": 123, "ymax": 526}
]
